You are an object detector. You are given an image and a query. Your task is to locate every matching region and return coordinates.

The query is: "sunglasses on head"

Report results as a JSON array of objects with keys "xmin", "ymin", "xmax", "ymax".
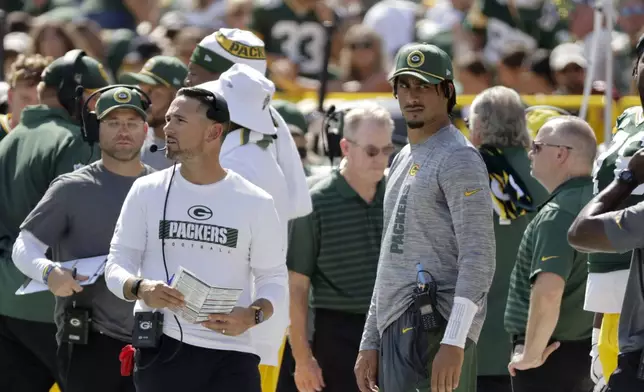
[
  {"xmin": 347, "ymin": 140, "xmax": 395, "ymax": 157},
  {"xmin": 531, "ymin": 141, "xmax": 574, "ymax": 153},
  {"xmin": 348, "ymin": 42, "xmax": 373, "ymax": 50}
]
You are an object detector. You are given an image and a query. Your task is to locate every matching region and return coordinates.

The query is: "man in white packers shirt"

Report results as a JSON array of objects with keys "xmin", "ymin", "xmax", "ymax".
[{"xmin": 104, "ymin": 84, "xmax": 287, "ymax": 392}]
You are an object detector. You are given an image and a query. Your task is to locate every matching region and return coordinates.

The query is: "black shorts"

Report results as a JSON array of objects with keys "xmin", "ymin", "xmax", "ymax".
[{"xmin": 134, "ymin": 334, "xmax": 261, "ymax": 392}]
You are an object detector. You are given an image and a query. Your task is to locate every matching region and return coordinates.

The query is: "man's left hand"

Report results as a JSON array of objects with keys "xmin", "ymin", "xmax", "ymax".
[
  {"xmin": 201, "ymin": 307, "xmax": 255, "ymax": 336},
  {"xmin": 431, "ymin": 344, "xmax": 464, "ymax": 392},
  {"xmin": 508, "ymin": 341, "xmax": 560, "ymax": 376}
]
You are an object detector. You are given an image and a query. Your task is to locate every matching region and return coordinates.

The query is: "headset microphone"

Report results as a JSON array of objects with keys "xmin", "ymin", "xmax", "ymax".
[{"xmin": 149, "ymin": 144, "xmax": 167, "ymax": 153}]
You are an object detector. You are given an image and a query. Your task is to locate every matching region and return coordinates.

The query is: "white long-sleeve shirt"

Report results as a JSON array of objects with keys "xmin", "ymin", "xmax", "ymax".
[
  {"xmin": 105, "ymin": 167, "xmax": 288, "ymax": 354},
  {"xmin": 220, "ymin": 128, "xmax": 290, "ymax": 365}
]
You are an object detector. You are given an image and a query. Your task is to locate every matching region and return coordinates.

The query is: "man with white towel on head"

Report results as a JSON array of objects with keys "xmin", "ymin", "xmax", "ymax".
[{"xmin": 196, "ymin": 63, "xmax": 291, "ymax": 392}]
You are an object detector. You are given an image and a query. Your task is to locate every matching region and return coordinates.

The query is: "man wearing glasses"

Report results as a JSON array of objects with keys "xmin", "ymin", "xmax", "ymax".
[
  {"xmin": 287, "ymin": 104, "xmax": 394, "ymax": 392},
  {"xmin": 505, "ymin": 116, "xmax": 597, "ymax": 392}
]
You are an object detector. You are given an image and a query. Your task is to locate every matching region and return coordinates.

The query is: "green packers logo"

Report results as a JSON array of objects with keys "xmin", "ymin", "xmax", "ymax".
[
  {"xmin": 114, "ymin": 89, "xmax": 131, "ymax": 104},
  {"xmin": 407, "ymin": 51, "xmax": 425, "ymax": 68}
]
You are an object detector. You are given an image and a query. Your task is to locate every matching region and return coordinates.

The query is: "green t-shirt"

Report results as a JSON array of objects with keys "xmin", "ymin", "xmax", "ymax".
[
  {"xmin": 287, "ymin": 170, "xmax": 384, "ymax": 314},
  {"xmin": 504, "ymin": 176, "xmax": 594, "ymax": 342},
  {"xmin": 589, "ymin": 106, "xmax": 644, "ymax": 273},
  {"xmin": 464, "ymin": 0, "xmax": 569, "ymax": 64},
  {"xmin": 250, "ymin": 0, "xmax": 331, "ymax": 79},
  {"xmin": 477, "ymin": 147, "xmax": 548, "ymax": 376},
  {"xmin": 0, "ymin": 106, "xmax": 99, "ymax": 323}
]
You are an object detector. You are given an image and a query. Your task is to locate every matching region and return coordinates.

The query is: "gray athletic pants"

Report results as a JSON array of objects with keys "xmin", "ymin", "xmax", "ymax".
[{"xmin": 378, "ymin": 306, "xmax": 477, "ymax": 392}]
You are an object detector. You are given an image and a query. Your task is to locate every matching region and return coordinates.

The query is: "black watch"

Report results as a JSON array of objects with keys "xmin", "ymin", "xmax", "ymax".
[
  {"xmin": 251, "ymin": 306, "xmax": 264, "ymax": 324},
  {"xmin": 618, "ymin": 169, "xmax": 636, "ymax": 186},
  {"xmin": 131, "ymin": 279, "xmax": 144, "ymax": 298}
]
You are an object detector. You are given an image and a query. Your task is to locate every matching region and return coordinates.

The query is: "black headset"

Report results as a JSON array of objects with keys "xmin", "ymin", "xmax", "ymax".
[
  {"xmin": 179, "ymin": 87, "xmax": 230, "ymax": 124},
  {"xmin": 79, "ymin": 84, "xmax": 152, "ymax": 147},
  {"xmin": 58, "ymin": 49, "xmax": 89, "ymax": 116}
]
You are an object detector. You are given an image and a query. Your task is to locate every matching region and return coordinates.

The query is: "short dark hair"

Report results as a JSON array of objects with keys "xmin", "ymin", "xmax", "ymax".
[{"xmin": 176, "ymin": 87, "xmax": 230, "ymax": 123}]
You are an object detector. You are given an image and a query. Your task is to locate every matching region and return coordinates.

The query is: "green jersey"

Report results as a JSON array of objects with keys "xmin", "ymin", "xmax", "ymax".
[
  {"xmin": 0, "ymin": 105, "xmax": 99, "ymax": 323},
  {"xmin": 464, "ymin": 0, "xmax": 569, "ymax": 64},
  {"xmin": 250, "ymin": 0, "xmax": 330, "ymax": 79},
  {"xmin": 589, "ymin": 106, "xmax": 644, "ymax": 273}
]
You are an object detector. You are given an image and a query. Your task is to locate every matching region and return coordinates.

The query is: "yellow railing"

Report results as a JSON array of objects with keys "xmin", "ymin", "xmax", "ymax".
[{"xmin": 275, "ymin": 93, "xmax": 642, "ymax": 145}]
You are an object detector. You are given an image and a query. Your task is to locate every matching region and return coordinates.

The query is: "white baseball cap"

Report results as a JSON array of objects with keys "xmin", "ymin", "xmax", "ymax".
[
  {"xmin": 190, "ymin": 28, "xmax": 267, "ymax": 76},
  {"xmin": 550, "ymin": 42, "xmax": 587, "ymax": 71},
  {"xmin": 197, "ymin": 63, "xmax": 276, "ymax": 135}
]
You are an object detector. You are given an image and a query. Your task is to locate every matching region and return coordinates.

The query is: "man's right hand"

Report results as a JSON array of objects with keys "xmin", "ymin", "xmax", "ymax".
[
  {"xmin": 138, "ymin": 280, "xmax": 184, "ymax": 309},
  {"xmin": 294, "ymin": 355, "xmax": 325, "ymax": 392},
  {"xmin": 354, "ymin": 349, "xmax": 379, "ymax": 392},
  {"xmin": 47, "ymin": 267, "xmax": 89, "ymax": 297}
]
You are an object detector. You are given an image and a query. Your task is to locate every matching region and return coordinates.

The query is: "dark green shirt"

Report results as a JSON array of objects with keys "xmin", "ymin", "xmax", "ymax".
[
  {"xmin": 250, "ymin": 0, "xmax": 330, "ymax": 79},
  {"xmin": 0, "ymin": 105, "xmax": 98, "ymax": 323},
  {"xmin": 477, "ymin": 147, "xmax": 548, "ymax": 376},
  {"xmin": 589, "ymin": 107, "xmax": 644, "ymax": 273},
  {"xmin": 504, "ymin": 176, "xmax": 594, "ymax": 342},
  {"xmin": 287, "ymin": 170, "xmax": 384, "ymax": 314}
]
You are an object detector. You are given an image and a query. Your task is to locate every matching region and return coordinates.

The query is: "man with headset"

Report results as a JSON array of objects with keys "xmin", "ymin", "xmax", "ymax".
[
  {"xmin": 11, "ymin": 85, "xmax": 154, "ymax": 392},
  {"xmin": 104, "ymin": 85, "xmax": 288, "ymax": 392},
  {"xmin": 184, "ymin": 27, "xmax": 311, "ymax": 392},
  {"xmin": 0, "ymin": 49, "xmax": 110, "ymax": 391}
]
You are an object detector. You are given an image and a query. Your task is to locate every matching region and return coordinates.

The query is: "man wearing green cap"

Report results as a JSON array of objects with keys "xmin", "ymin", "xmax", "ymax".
[
  {"xmin": 12, "ymin": 86, "xmax": 154, "ymax": 392},
  {"xmin": 0, "ymin": 50, "xmax": 110, "ymax": 392},
  {"xmin": 356, "ymin": 43, "xmax": 494, "ymax": 392},
  {"xmin": 120, "ymin": 55, "xmax": 189, "ymax": 170}
]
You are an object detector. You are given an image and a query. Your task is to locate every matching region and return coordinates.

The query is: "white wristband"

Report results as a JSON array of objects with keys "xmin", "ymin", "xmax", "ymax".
[{"xmin": 441, "ymin": 296, "xmax": 479, "ymax": 348}]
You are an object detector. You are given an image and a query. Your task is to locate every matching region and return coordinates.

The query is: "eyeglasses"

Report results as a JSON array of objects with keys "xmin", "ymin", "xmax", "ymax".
[
  {"xmin": 347, "ymin": 139, "xmax": 395, "ymax": 157},
  {"xmin": 103, "ymin": 120, "xmax": 144, "ymax": 131},
  {"xmin": 348, "ymin": 42, "xmax": 373, "ymax": 50},
  {"xmin": 531, "ymin": 141, "xmax": 574, "ymax": 154}
]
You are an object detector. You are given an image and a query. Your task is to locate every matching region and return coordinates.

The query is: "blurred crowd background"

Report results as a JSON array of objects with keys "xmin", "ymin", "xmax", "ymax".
[{"xmin": 1, "ymin": 0, "xmax": 643, "ymax": 167}]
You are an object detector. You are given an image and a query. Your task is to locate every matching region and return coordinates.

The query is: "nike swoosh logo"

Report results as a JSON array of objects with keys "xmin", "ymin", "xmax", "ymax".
[
  {"xmin": 464, "ymin": 188, "xmax": 483, "ymax": 197},
  {"xmin": 402, "ymin": 327, "xmax": 414, "ymax": 334},
  {"xmin": 541, "ymin": 256, "xmax": 559, "ymax": 261}
]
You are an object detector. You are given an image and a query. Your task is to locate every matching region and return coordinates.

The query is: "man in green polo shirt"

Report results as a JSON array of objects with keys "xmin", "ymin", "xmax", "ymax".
[
  {"xmin": 505, "ymin": 116, "xmax": 596, "ymax": 392},
  {"xmin": 120, "ymin": 55, "xmax": 188, "ymax": 170},
  {"xmin": 287, "ymin": 104, "xmax": 394, "ymax": 392},
  {"xmin": 0, "ymin": 51, "xmax": 109, "ymax": 391}
]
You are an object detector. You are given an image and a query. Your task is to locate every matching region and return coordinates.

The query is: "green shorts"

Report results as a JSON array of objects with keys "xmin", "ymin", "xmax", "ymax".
[{"xmin": 379, "ymin": 306, "xmax": 477, "ymax": 392}]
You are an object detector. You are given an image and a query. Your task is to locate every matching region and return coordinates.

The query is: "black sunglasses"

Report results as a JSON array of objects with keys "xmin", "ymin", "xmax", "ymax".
[{"xmin": 531, "ymin": 141, "xmax": 574, "ymax": 153}]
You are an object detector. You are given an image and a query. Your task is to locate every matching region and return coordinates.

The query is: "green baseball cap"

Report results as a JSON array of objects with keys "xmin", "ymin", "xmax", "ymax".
[
  {"xmin": 273, "ymin": 100, "xmax": 308, "ymax": 135},
  {"xmin": 390, "ymin": 43, "xmax": 454, "ymax": 85},
  {"xmin": 95, "ymin": 86, "xmax": 147, "ymax": 120},
  {"xmin": 119, "ymin": 55, "xmax": 188, "ymax": 89},
  {"xmin": 41, "ymin": 54, "xmax": 111, "ymax": 90}
]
